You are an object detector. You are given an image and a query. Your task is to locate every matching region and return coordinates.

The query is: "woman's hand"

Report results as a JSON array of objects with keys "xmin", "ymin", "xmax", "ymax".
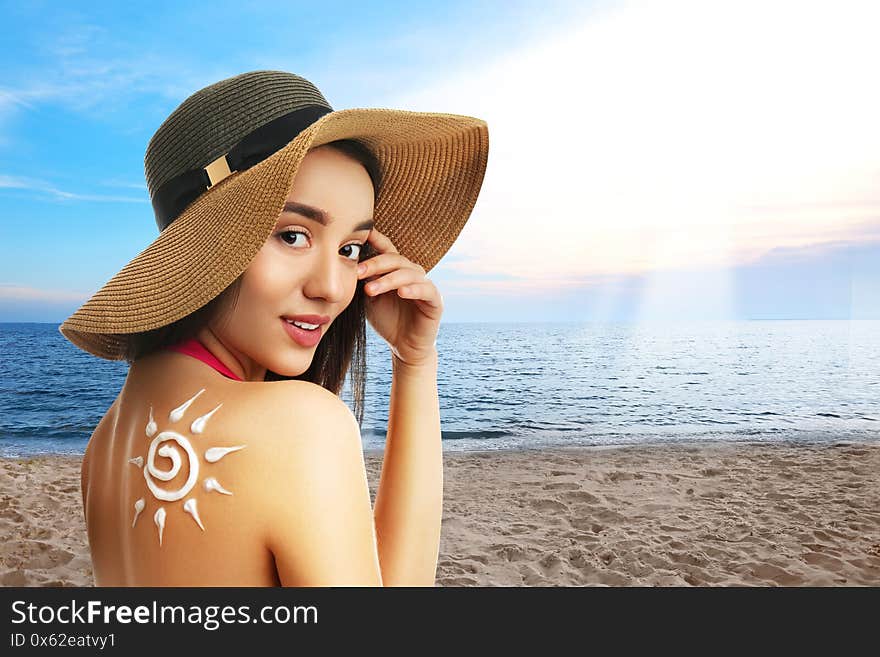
[{"xmin": 357, "ymin": 228, "xmax": 443, "ymax": 367}]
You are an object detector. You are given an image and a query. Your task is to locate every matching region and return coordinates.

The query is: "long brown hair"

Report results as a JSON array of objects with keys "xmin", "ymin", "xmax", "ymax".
[{"xmin": 119, "ymin": 139, "xmax": 381, "ymax": 425}]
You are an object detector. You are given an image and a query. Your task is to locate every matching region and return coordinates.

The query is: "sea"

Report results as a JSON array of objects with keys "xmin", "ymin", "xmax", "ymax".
[{"xmin": 0, "ymin": 321, "xmax": 877, "ymax": 457}]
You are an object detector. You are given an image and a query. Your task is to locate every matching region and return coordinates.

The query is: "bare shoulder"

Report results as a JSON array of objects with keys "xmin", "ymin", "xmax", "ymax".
[
  {"xmin": 215, "ymin": 379, "xmax": 362, "ymax": 486},
  {"xmin": 231, "ymin": 379, "xmax": 360, "ymax": 454},
  {"xmin": 220, "ymin": 380, "xmax": 381, "ymax": 585}
]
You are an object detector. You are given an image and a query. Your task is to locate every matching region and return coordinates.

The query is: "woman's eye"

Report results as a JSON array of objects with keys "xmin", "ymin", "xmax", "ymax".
[
  {"xmin": 278, "ymin": 230, "xmax": 364, "ymax": 261},
  {"xmin": 279, "ymin": 230, "xmax": 309, "ymax": 247},
  {"xmin": 341, "ymin": 243, "xmax": 363, "ymax": 261}
]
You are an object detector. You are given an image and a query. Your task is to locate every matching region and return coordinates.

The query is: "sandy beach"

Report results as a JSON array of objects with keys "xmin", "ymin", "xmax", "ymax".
[{"xmin": 1, "ymin": 441, "xmax": 878, "ymax": 586}]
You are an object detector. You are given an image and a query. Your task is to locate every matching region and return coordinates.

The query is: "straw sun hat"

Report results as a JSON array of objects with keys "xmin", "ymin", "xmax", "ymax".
[{"xmin": 59, "ymin": 70, "xmax": 490, "ymax": 360}]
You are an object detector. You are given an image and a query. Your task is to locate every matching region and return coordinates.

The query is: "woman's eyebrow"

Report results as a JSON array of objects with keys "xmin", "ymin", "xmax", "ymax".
[{"xmin": 282, "ymin": 201, "xmax": 374, "ymax": 232}]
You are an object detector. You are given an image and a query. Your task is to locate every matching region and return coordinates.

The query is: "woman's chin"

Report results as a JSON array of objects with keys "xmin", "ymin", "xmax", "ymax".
[{"xmin": 267, "ymin": 354, "xmax": 313, "ymax": 378}]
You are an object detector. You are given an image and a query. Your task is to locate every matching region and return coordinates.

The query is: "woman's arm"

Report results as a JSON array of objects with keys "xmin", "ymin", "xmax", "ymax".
[
  {"xmin": 372, "ymin": 346, "xmax": 442, "ymax": 586},
  {"xmin": 261, "ymin": 382, "xmax": 383, "ymax": 587}
]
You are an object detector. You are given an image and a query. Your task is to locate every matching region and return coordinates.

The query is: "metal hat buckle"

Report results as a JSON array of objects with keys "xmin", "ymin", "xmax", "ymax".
[{"xmin": 204, "ymin": 153, "xmax": 233, "ymax": 188}]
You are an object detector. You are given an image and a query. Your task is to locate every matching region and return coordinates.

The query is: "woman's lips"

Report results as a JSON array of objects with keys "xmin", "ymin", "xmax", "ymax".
[{"xmin": 281, "ymin": 317, "xmax": 323, "ymax": 347}]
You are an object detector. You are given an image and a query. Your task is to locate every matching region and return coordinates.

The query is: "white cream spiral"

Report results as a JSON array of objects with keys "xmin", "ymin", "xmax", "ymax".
[{"xmin": 143, "ymin": 431, "xmax": 199, "ymax": 502}]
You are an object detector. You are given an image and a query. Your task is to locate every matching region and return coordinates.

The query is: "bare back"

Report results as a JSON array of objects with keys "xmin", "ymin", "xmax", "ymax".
[{"xmin": 82, "ymin": 348, "xmax": 379, "ymax": 586}]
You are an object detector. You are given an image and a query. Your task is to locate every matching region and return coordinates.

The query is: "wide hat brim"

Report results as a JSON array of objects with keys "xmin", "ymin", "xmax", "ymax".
[{"xmin": 59, "ymin": 108, "xmax": 489, "ymax": 360}]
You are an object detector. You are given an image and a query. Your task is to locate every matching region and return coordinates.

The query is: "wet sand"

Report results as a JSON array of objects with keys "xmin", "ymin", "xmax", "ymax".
[{"xmin": 2, "ymin": 441, "xmax": 878, "ymax": 586}]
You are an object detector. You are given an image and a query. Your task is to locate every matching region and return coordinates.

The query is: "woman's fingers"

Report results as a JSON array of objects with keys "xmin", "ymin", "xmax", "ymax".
[
  {"xmin": 358, "ymin": 252, "xmax": 425, "ymax": 281},
  {"xmin": 396, "ymin": 281, "xmax": 443, "ymax": 308},
  {"xmin": 358, "ymin": 227, "xmax": 438, "ymax": 302},
  {"xmin": 365, "ymin": 227, "xmax": 398, "ymax": 255},
  {"xmin": 364, "ymin": 267, "xmax": 428, "ymax": 296}
]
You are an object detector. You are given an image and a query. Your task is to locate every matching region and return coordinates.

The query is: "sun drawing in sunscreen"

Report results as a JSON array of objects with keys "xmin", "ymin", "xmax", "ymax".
[{"xmin": 128, "ymin": 388, "xmax": 246, "ymax": 546}]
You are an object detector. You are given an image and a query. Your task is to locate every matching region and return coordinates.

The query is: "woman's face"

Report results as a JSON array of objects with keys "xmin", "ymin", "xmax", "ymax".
[{"xmin": 208, "ymin": 144, "xmax": 375, "ymax": 380}]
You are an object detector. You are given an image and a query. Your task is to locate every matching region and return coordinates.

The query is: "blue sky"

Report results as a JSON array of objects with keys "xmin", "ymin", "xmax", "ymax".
[{"xmin": 2, "ymin": 0, "xmax": 879, "ymax": 322}]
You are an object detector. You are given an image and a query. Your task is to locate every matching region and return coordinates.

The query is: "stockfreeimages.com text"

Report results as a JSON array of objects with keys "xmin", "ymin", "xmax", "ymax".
[{"xmin": 11, "ymin": 599, "xmax": 317, "ymax": 631}]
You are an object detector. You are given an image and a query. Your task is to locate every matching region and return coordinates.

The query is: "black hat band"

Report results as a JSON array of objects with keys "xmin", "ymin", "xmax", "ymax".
[{"xmin": 151, "ymin": 104, "xmax": 332, "ymax": 231}]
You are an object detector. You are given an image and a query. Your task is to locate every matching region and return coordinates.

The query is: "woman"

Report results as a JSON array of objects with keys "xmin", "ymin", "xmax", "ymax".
[{"xmin": 60, "ymin": 70, "xmax": 489, "ymax": 586}]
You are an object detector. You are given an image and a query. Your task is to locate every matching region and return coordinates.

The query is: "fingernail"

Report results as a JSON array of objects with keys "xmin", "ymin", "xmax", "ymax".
[{"xmin": 357, "ymin": 263, "xmax": 366, "ymax": 275}]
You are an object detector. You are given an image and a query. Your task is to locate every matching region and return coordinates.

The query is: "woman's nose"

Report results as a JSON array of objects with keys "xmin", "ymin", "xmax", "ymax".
[{"xmin": 301, "ymin": 250, "xmax": 349, "ymax": 303}]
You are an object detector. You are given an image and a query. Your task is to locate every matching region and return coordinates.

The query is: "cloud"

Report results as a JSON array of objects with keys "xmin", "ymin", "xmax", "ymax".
[
  {"xmin": 0, "ymin": 88, "xmax": 34, "ymax": 112},
  {"xmin": 0, "ymin": 16, "xmax": 220, "ymax": 135},
  {"xmin": 98, "ymin": 178, "xmax": 148, "ymax": 191},
  {"xmin": 438, "ymin": 236, "xmax": 880, "ymax": 321},
  {"xmin": 0, "ymin": 285, "xmax": 89, "ymax": 303},
  {"xmin": 0, "ymin": 174, "xmax": 147, "ymax": 203},
  {"xmin": 383, "ymin": 0, "xmax": 880, "ymax": 288}
]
